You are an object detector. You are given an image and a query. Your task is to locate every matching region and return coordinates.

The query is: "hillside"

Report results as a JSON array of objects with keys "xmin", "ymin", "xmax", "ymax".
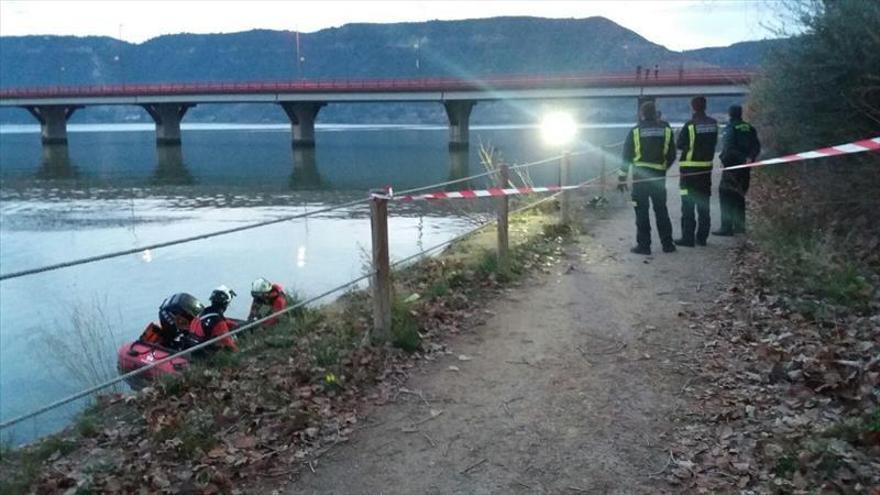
[{"xmin": 0, "ymin": 17, "xmax": 779, "ymax": 123}]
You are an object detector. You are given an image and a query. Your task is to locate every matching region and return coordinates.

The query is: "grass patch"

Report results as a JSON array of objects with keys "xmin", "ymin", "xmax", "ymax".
[
  {"xmin": 0, "ymin": 436, "xmax": 78, "ymax": 495},
  {"xmin": 773, "ymin": 454, "xmax": 798, "ymax": 478},
  {"xmin": 391, "ymin": 298, "xmax": 421, "ymax": 353},
  {"xmin": 752, "ymin": 222, "xmax": 875, "ymax": 312},
  {"xmin": 152, "ymin": 411, "xmax": 217, "ymax": 461}
]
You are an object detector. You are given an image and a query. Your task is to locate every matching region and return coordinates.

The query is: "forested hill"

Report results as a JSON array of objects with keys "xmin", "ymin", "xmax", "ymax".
[{"xmin": 0, "ymin": 16, "xmax": 781, "ymax": 123}]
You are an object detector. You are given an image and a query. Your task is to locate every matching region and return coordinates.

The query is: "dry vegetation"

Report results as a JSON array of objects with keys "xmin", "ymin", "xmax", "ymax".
[{"xmin": 0, "ymin": 202, "xmax": 573, "ymax": 494}]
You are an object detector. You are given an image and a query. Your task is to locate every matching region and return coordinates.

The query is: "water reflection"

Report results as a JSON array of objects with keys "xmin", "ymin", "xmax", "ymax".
[
  {"xmin": 290, "ymin": 147, "xmax": 324, "ymax": 190},
  {"xmin": 36, "ymin": 144, "xmax": 77, "ymax": 180},
  {"xmin": 153, "ymin": 145, "xmax": 194, "ymax": 185},
  {"xmin": 448, "ymin": 148, "xmax": 471, "ymax": 190}
]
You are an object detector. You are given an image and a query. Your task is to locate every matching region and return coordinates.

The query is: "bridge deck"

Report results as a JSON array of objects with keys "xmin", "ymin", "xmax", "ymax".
[{"xmin": 0, "ymin": 69, "xmax": 751, "ymax": 106}]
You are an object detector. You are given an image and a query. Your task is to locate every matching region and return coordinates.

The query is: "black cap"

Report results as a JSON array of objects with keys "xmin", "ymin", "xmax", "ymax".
[
  {"xmin": 640, "ymin": 101, "xmax": 657, "ymax": 120},
  {"xmin": 729, "ymin": 104, "xmax": 743, "ymax": 120}
]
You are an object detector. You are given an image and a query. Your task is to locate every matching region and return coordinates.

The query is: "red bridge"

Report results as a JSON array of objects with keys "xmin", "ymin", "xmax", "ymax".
[{"xmin": 0, "ymin": 68, "xmax": 752, "ymax": 148}]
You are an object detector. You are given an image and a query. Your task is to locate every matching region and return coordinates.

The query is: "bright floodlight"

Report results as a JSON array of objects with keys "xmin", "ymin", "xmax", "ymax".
[{"xmin": 540, "ymin": 112, "xmax": 578, "ymax": 146}]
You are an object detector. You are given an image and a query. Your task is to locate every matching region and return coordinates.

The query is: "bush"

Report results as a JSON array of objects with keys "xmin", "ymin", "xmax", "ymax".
[
  {"xmin": 391, "ymin": 299, "xmax": 421, "ymax": 352},
  {"xmin": 748, "ymin": 0, "xmax": 880, "ymax": 287}
]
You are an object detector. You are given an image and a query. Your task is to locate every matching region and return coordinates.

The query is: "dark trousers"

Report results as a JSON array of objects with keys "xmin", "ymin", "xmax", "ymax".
[
  {"xmin": 719, "ymin": 168, "xmax": 751, "ymax": 232},
  {"xmin": 632, "ymin": 170, "xmax": 673, "ymax": 249},
  {"xmin": 680, "ymin": 172, "xmax": 712, "ymax": 243}
]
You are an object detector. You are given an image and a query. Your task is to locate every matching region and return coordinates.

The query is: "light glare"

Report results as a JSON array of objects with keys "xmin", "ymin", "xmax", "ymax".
[{"xmin": 540, "ymin": 112, "xmax": 578, "ymax": 147}]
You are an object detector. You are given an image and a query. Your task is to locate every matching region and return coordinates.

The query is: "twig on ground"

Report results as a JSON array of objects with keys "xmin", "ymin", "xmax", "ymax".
[
  {"xmin": 461, "ymin": 458, "xmax": 488, "ymax": 474},
  {"xmin": 399, "ymin": 387, "xmax": 431, "ymax": 407},
  {"xmin": 679, "ymin": 376, "xmax": 697, "ymax": 395},
  {"xmin": 411, "ymin": 409, "xmax": 444, "ymax": 426},
  {"xmin": 647, "ymin": 450, "xmax": 674, "ymax": 477},
  {"xmin": 567, "ymin": 487, "xmax": 589, "ymax": 493},
  {"xmin": 422, "ymin": 432, "xmax": 436, "ymax": 448},
  {"xmin": 577, "ymin": 341, "xmax": 627, "ymax": 356}
]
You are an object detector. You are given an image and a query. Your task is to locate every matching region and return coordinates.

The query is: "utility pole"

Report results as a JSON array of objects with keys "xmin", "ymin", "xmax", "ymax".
[
  {"xmin": 296, "ymin": 31, "xmax": 304, "ymax": 79},
  {"xmin": 414, "ymin": 41, "xmax": 421, "ymax": 73}
]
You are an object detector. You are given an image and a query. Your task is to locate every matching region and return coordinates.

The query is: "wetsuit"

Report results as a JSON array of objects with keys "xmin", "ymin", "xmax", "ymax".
[
  {"xmin": 719, "ymin": 120, "xmax": 761, "ymax": 233},
  {"xmin": 248, "ymin": 283, "xmax": 287, "ymax": 326},
  {"xmin": 621, "ymin": 119, "xmax": 676, "ymax": 251},
  {"xmin": 190, "ymin": 304, "xmax": 238, "ymax": 351},
  {"xmin": 677, "ymin": 114, "xmax": 718, "ymax": 244}
]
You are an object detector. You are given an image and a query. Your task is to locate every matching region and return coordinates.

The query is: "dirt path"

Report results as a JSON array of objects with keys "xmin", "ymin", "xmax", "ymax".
[{"xmin": 283, "ymin": 179, "xmax": 737, "ymax": 495}]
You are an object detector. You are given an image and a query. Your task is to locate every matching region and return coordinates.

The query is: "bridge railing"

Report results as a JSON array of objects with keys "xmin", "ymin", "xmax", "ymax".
[{"xmin": 0, "ymin": 68, "xmax": 754, "ymax": 100}]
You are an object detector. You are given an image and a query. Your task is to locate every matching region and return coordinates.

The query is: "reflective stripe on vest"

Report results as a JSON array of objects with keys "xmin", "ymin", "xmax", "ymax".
[
  {"xmin": 632, "ymin": 128, "xmax": 642, "ymax": 162},
  {"xmin": 681, "ymin": 123, "xmax": 713, "ymax": 167},
  {"xmin": 633, "ymin": 161, "xmax": 667, "ymax": 171},
  {"xmin": 632, "ymin": 126, "xmax": 671, "ymax": 171},
  {"xmin": 686, "ymin": 124, "xmax": 696, "ymax": 162}
]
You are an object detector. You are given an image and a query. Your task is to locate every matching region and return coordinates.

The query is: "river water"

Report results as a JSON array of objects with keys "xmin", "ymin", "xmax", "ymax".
[{"xmin": 0, "ymin": 122, "xmax": 629, "ymax": 442}]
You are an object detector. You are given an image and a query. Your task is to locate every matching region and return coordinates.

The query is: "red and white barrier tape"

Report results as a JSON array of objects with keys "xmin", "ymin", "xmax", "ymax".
[
  {"xmin": 396, "ymin": 136, "xmax": 879, "ymax": 201},
  {"xmin": 724, "ymin": 137, "xmax": 879, "ymax": 172}
]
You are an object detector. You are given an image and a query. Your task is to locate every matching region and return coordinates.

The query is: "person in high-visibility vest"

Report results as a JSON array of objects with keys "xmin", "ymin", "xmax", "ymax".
[
  {"xmin": 619, "ymin": 101, "xmax": 677, "ymax": 255},
  {"xmin": 715, "ymin": 105, "xmax": 761, "ymax": 236},
  {"xmin": 675, "ymin": 96, "xmax": 718, "ymax": 247}
]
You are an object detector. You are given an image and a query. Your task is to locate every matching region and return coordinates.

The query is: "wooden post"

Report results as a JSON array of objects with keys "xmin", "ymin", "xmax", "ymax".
[
  {"xmin": 370, "ymin": 191, "xmax": 392, "ymax": 342},
  {"xmin": 600, "ymin": 149, "xmax": 607, "ymax": 198},
  {"xmin": 560, "ymin": 151, "xmax": 572, "ymax": 224},
  {"xmin": 496, "ymin": 164, "xmax": 510, "ymax": 270}
]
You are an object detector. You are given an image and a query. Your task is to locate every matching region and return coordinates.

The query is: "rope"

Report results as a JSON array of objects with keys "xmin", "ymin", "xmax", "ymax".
[
  {"xmin": 0, "ymin": 197, "xmax": 369, "ymax": 282},
  {"xmin": 0, "ymin": 148, "xmax": 597, "ymax": 282},
  {"xmin": 390, "ymin": 172, "xmax": 606, "ymax": 269},
  {"xmin": 394, "ymin": 148, "xmax": 591, "ymax": 196},
  {"xmin": 0, "ymin": 168, "xmax": 608, "ymax": 431},
  {"xmin": 0, "ymin": 270, "xmax": 375, "ymax": 430}
]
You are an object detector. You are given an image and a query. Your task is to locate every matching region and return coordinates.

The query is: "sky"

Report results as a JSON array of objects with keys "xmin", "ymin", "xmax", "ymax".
[{"xmin": 0, "ymin": 0, "xmax": 781, "ymax": 51}]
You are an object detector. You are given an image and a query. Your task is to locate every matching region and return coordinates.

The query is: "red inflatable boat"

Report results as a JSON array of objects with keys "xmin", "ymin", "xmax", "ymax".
[{"xmin": 116, "ymin": 341, "xmax": 188, "ymax": 389}]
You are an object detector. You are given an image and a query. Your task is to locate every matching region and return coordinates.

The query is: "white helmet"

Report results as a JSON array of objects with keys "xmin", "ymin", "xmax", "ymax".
[
  {"xmin": 209, "ymin": 285, "xmax": 236, "ymax": 307},
  {"xmin": 251, "ymin": 277, "xmax": 273, "ymax": 298}
]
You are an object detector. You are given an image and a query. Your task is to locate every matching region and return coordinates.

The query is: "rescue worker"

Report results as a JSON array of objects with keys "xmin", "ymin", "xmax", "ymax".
[
  {"xmin": 248, "ymin": 277, "xmax": 287, "ymax": 326},
  {"xmin": 675, "ymin": 96, "xmax": 718, "ymax": 247},
  {"xmin": 138, "ymin": 293, "xmax": 204, "ymax": 350},
  {"xmin": 619, "ymin": 101, "xmax": 677, "ymax": 255},
  {"xmin": 190, "ymin": 285, "xmax": 239, "ymax": 352},
  {"xmin": 714, "ymin": 104, "xmax": 761, "ymax": 236}
]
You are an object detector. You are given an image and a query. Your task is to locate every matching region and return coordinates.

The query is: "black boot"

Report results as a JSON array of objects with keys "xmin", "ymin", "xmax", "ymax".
[
  {"xmin": 674, "ymin": 238, "xmax": 695, "ymax": 247},
  {"xmin": 696, "ymin": 238, "xmax": 708, "ymax": 246},
  {"xmin": 712, "ymin": 229, "xmax": 734, "ymax": 237},
  {"xmin": 630, "ymin": 245, "xmax": 651, "ymax": 256},
  {"xmin": 662, "ymin": 243, "xmax": 677, "ymax": 253}
]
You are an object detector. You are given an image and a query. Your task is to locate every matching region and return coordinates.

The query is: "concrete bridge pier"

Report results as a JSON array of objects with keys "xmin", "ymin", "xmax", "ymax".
[
  {"xmin": 291, "ymin": 147, "xmax": 322, "ymax": 189},
  {"xmin": 142, "ymin": 103, "xmax": 194, "ymax": 145},
  {"xmin": 444, "ymin": 100, "xmax": 476, "ymax": 149},
  {"xmin": 281, "ymin": 102, "xmax": 326, "ymax": 148},
  {"xmin": 25, "ymin": 105, "xmax": 80, "ymax": 144},
  {"xmin": 37, "ymin": 143, "xmax": 76, "ymax": 180}
]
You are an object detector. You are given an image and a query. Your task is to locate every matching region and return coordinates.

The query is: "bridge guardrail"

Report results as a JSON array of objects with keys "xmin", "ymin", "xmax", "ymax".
[{"xmin": 0, "ymin": 68, "xmax": 754, "ymax": 100}]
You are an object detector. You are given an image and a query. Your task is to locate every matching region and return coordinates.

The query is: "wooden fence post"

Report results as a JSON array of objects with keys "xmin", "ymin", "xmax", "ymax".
[
  {"xmin": 496, "ymin": 164, "xmax": 510, "ymax": 270},
  {"xmin": 560, "ymin": 151, "xmax": 572, "ymax": 224},
  {"xmin": 370, "ymin": 191, "xmax": 391, "ymax": 342}
]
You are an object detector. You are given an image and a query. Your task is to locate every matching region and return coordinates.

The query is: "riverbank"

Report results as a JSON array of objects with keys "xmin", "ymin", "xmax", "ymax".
[
  {"xmin": 0, "ymin": 198, "xmax": 572, "ymax": 493},
  {"xmin": 664, "ymin": 238, "xmax": 879, "ymax": 492}
]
